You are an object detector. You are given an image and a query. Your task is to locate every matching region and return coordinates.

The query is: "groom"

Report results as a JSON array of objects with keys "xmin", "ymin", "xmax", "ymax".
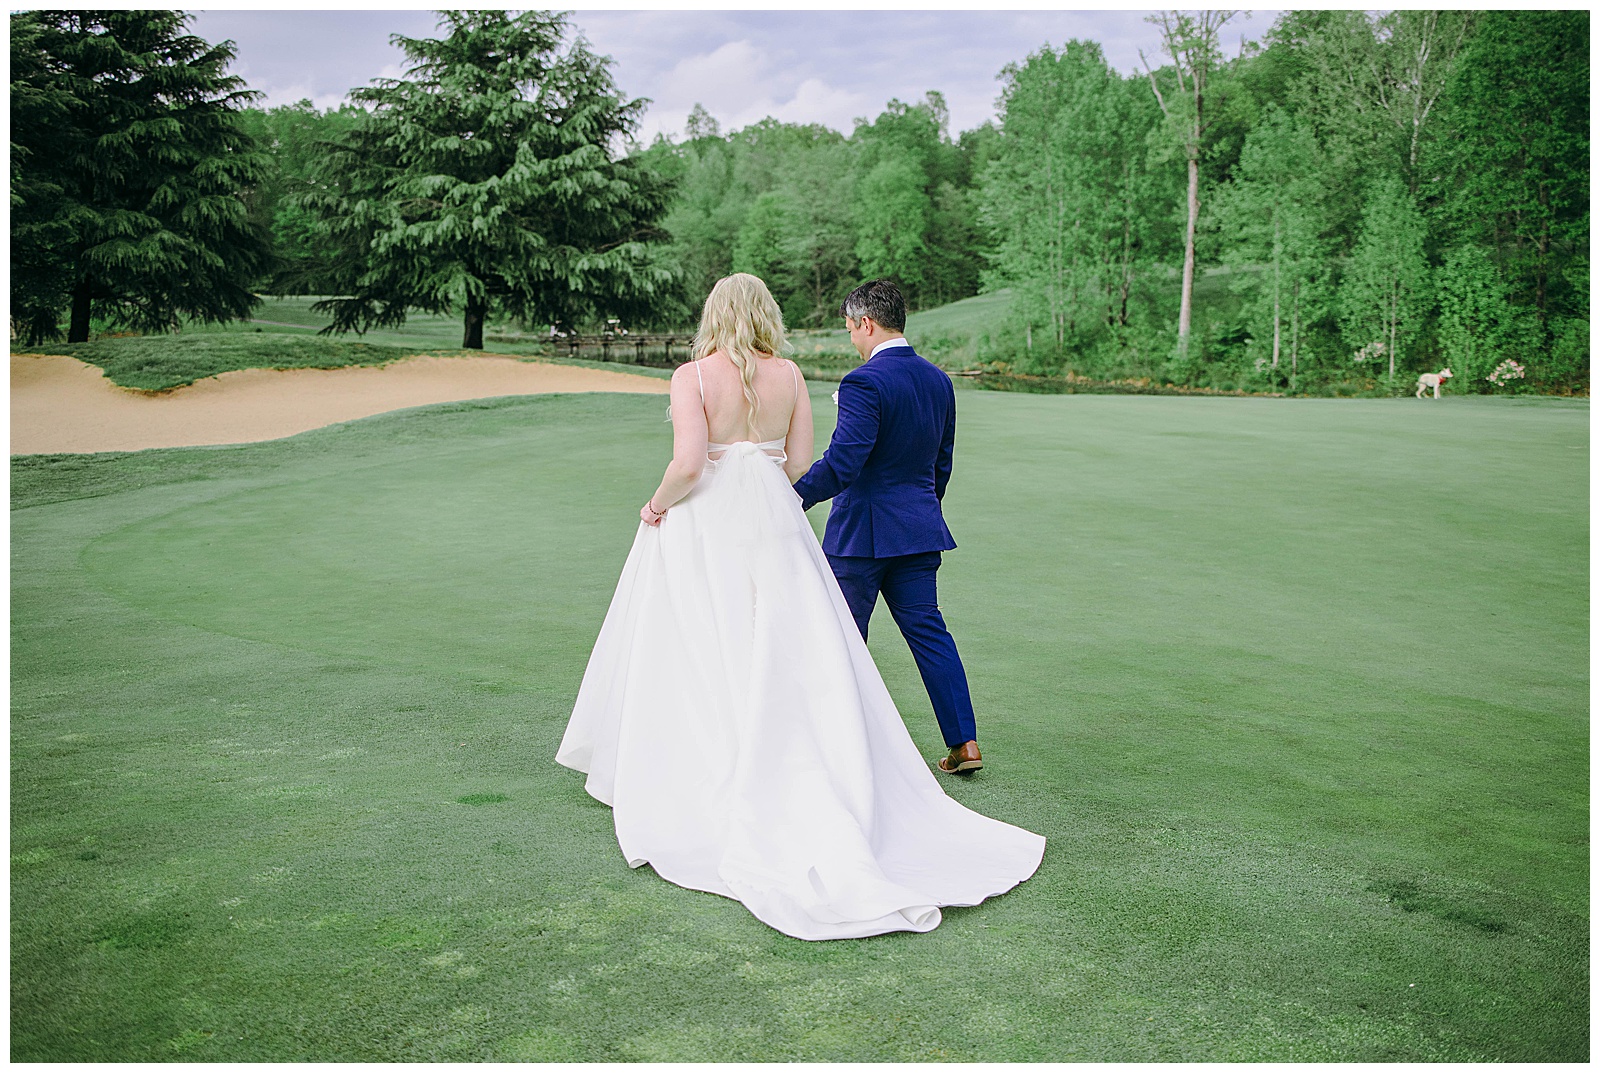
[{"xmin": 793, "ymin": 279, "xmax": 984, "ymax": 774}]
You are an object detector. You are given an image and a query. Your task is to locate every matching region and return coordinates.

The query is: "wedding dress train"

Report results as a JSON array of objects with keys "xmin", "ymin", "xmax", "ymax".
[{"xmin": 557, "ymin": 434, "xmax": 1045, "ymax": 940}]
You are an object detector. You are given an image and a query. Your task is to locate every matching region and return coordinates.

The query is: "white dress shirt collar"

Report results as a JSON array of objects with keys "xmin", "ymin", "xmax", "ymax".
[{"xmin": 869, "ymin": 336, "xmax": 910, "ymax": 359}]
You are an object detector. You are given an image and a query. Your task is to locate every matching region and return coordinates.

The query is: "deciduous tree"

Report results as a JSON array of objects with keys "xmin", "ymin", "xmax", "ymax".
[
  {"xmin": 235, "ymin": 100, "xmax": 366, "ymax": 294},
  {"xmin": 1140, "ymin": 9, "xmax": 1237, "ymax": 358},
  {"xmin": 853, "ymin": 159, "xmax": 930, "ymax": 293},
  {"xmin": 983, "ymin": 40, "xmax": 1164, "ymax": 365},
  {"xmin": 850, "ymin": 94, "xmax": 966, "ymax": 309},
  {"xmin": 1339, "ymin": 174, "xmax": 1429, "ymax": 383},
  {"xmin": 1436, "ymin": 246, "xmax": 1530, "ymax": 390},
  {"xmin": 1440, "ymin": 10, "xmax": 1588, "ymax": 355},
  {"xmin": 1213, "ymin": 105, "xmax": 1331, "ymax": 387}
]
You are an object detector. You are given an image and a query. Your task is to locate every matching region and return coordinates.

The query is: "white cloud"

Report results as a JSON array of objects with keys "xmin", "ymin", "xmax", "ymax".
[
  {"xmin": 636, "ymin": 40, "xmax": 869, "ymax": 142},
  {"xmin": 255, "ymin": 83, "xmax": 351, "ymax": 113},
  {"xmin": 764, "ymin": 79, "xmax": 871, "ymax": 132},
  {"xmin": 657, "ymin": 40, "xmax": 773, "ymax": 108},
  {"xmin": 194, "ymin": 9, "xmax": 1282, "ymax": 137}
]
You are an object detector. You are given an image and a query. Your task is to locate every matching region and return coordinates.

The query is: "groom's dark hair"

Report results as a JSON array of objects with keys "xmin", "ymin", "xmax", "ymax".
[{"xmin": 841, "ymin": 279, "xmax": 906, "ymax": 332}]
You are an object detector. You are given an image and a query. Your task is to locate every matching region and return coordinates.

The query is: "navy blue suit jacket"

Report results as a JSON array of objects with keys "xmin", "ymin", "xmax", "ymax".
[{"xmin": 793, "ymin": 344, "xmax": 958, "ymax": 558}]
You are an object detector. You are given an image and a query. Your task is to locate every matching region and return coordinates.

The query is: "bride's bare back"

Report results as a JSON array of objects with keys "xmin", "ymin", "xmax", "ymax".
[
  {"xmin": 665, "ymin": 352, "xmax": 814, "ymax": 484},
  {"xmin": 641, "ymin": 273, "xmax": 814, "ymax": 525},
  {"xmin": 699, "ymin": 351, "xmax": 804, "ymax": 445}
]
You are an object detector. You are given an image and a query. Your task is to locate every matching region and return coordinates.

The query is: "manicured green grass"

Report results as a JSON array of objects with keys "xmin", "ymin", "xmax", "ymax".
[
  {"xmin": 193, "ymin": 295, "xmax": 554, "ymax": 354},
  {"xmin": 18, "ymin": 271, "xmax": 1256, "ymax": 393},
  {"xmin": 11, "ymin": 294, "xmax": 581, "ymax": 393},
  {"xmin": 15, "ymin": 294, "xmax": 563, "ymax": 392},
  {"xmin": 14, "ymin": 325, "xmax": 675, "ymax": 394},
  {"xmin": 11, "ymin": 389, "xmax": 1587, "ymax": 1060},
  {"xmin": 785, "ymin": 291, "xmax": 1013, "ymax": 376},
  {"xmin": 20, "ymin": 334, "xmax": 444, "ymax": 392},
  {"xmin": 909, "ymin": 287, "xmax": 1014, "ymax": 341},
  {"xmin": 25, "ymin": 295, "xmax": 851, "ymax": 388}
]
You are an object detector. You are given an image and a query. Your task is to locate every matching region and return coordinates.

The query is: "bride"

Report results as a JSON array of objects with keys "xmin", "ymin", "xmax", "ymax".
[{"xmin": 557, "ymin": 273, "xmax": 1044, "ymax": 941}]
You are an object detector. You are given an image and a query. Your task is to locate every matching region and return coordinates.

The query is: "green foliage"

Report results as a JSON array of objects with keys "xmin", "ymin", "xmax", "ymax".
[
  {"xmin": 853, "ymin": 159, "xmax": 931, "ymax": 289},
  {"xmin": 234, "ymin": 101, "xmax": 366, "ymax": 294},
  {"xmin": 1211, "ymin": 105, "xmax": 1333, "ymax": 388},
  {"xmin": 644, "ymin": 93, "xmax": 987, "ymax": 329},
  {"xmin": 1280, "ymin": 11, "xmax": 1474, "ymax": 213},
  {"xmin": 849, "ymin": 93, "xmax": 981, "ymax": 310},
  {"xmin": 774, "ymin": 140, "xmax": 861, "ymax": 326},
  {"xmin": 296, "ymin": 10, "xmax": 676, "ymax": 348},
  {"xmin": 732, "ymin": 191, "xmax": 802, "ymax": 290},
  {"xmin": 9, "ymin": 10, "xmax": 272, "ymax": 344},
  {"xmin": 1436, "ymin": 246, "xmax": 1533, "ymax": 391},
  {"xmin": 723, "ymin": 131, "xmax": 858, "ymax": 328},
  {"xmin": 980, "ymin": 41, "xmax": 1175, "ymax": 372},
  {"xmin": 1339, "ymin": 175, "xmax": 1430, "ymax": 382},
  {"xmin": 1439, "ymin": 10, "xmax": 1589, "ymax": 367},
  {"xmin": 18, "ymin": 10, "xmax": 1586, "ymax": 392}
]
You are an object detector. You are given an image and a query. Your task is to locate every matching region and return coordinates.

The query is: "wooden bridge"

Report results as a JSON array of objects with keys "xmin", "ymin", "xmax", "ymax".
[{"xmin": 547, "ymin": 333, "xmax": 695, "ymax": 368}]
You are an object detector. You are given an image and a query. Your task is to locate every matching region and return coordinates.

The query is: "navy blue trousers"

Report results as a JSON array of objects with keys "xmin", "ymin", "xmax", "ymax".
[{"xmin": 826, "ymin": 551, "xmax": 978, "ymax": 749}]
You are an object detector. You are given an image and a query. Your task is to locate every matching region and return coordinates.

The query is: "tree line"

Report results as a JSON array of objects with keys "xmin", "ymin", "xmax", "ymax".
[{"xmin": 10, "ymin": 9, "xmax": 1588, "ymax": 394}]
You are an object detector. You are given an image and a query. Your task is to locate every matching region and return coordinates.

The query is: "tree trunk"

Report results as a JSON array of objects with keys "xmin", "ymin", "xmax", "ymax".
[
  {"xmin": 1068, "ymin": 213, "xmax": 1082, "ymax": 340},
  {"xmin": 1387, "ymin": 282, "xmax": 1398, "ymax": 382},
  {"xmin": 1053, "ymin": 181, "xmax": 1065, "ymax": 353},
  {"xmin": 463, "ymin": 300, "xmax": 486, "ymax": 350},
  {"xmin": 1535, "ymin": 225, "xmax": 1550, "ymax": 333},
  {"xmin": 68, "ymin": 289, "xmax": 92, "ymax": 344},
  {"xmin": 1179, "ymin": 153, "xmax": 1198, "ymax": 355},
  {"xmin": 1271, "ymin": 214, "xmax": 1282, "ymax": 370},
  {"xmin": 1142, "ymin": 10, "xmax": 1233, "ymax": 363},
  {"xmin": 1119, "ymin": 199, "xmax": 1133, "ymax": 328},
  {"xmin": 1290, "ymin": 279, "xmax": 1300, "ymax": 391}
]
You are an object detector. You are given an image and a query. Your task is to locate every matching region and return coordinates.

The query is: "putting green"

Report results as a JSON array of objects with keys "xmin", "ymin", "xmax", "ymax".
[{"xmin": 12, "ymin": 389, "xmax": 1587, "ymax": 1060}]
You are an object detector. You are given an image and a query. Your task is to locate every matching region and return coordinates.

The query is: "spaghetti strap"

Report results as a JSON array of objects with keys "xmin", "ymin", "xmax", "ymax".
[
  {"xmin": 695, "ymin": 359, "xmax": 704, "ymax": 400},
  {"xmin": 789, "ymin": 359, "xmax": 801, "ymax": 404}
]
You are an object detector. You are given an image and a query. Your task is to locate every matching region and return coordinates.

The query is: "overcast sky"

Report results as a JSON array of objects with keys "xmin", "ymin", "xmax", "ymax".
[{"xmin": 188, "ymin": 7, "xmax": 1282, "ymax": 143}]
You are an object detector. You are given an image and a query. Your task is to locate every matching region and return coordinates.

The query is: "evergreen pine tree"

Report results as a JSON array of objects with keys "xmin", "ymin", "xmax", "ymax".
[
  {"xmin": 298, "ymin": 10, "xmax": 676, "ymax": 348},
  {"xmin": 10, "ymin": 10, "xmax": 272, "ymax": 344}
]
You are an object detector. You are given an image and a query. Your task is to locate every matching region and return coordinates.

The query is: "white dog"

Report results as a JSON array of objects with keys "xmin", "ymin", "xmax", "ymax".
[{"xmin": 1415, "ymin": 368, "xmax": 1453, "ymax": 398}]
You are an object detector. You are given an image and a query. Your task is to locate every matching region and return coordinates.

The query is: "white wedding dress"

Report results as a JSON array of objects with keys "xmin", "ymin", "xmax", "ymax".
[{"xmin": 557, "ymin": 384, "xmax": 1045, "ymax": 941}]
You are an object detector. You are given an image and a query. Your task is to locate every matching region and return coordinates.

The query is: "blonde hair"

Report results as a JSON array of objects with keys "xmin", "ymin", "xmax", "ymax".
[{"xmin": 692, "ymin": 273, "xmax": 789, "ymax": 438}]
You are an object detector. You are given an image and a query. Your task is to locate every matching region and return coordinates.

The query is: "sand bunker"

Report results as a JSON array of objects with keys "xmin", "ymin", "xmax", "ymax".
[{"xmin": 11, "ymin": 352, "xmax": 670, "ymax": 455}]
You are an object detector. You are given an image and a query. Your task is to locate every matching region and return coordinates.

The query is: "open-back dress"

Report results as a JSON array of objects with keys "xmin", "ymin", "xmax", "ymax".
[{"xmin": 557, "ymin": 360, "xmax": 1044, "ymax": 940}]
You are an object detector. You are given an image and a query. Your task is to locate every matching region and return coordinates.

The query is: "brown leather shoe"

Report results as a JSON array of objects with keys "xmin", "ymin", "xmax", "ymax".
[{"xmin": 937, "ymin": 740, "xmax": 983, "ymax": 774}]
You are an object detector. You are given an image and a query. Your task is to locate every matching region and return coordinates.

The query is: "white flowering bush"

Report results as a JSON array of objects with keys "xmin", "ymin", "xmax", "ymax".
[
  {"xmin": 1486, "ymin": 359, "xmax": 1527, "ymax": 389},
  {"xmin": 1351, "ymin": 341, "xmax": 1387, "ymax": 365}
]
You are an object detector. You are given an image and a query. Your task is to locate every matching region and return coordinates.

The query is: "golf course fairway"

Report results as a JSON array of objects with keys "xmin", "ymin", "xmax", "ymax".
[{"xmin": 11, "ymin": 387, "xmax": 1587, "ymax": 1061}]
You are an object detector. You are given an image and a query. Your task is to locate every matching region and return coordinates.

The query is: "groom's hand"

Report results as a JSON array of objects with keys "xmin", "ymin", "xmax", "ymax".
[{"xmin": 793, "ymin": 375, "xmax": 880, "ymax": 509}]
